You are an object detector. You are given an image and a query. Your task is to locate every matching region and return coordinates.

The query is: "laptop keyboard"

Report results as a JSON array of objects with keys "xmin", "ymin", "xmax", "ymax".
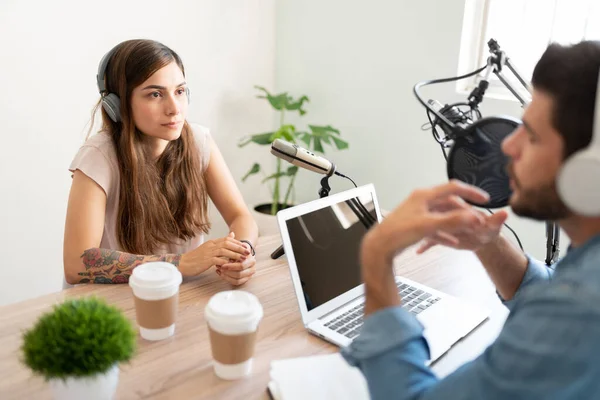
[{"xmin": 323, "ymin": 282, "xmax": 441, "ymax": 339}]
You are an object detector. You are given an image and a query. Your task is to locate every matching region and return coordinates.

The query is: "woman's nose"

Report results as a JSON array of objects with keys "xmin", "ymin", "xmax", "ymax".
[{"xmin": 165, "ymin": 95, "xmax": 180, "ymax": 116}]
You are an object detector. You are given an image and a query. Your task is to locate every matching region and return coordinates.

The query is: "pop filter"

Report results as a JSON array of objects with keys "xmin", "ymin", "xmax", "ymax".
[{"xmin": 447, "ymin": 116, "xmax": 520, "ymax": 208}]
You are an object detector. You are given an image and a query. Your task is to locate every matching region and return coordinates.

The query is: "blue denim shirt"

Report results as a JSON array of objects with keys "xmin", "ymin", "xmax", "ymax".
[{"xmin": 341, "ymin": 234, "xmax": 600, "ymax": 400}]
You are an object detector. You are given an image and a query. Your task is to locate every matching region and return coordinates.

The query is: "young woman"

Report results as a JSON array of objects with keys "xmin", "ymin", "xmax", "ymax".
[{"xmin": 63, "ymin": 39, "xmax": 258, "ymax": 286}]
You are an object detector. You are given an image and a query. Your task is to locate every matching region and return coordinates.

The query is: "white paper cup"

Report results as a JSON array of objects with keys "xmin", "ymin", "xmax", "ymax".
[
  {"xmin": 129, "ymin": 262, "xmax": 182, "ymax": 341},
  {"xmin": 205, "ymin": 290, "xmax": 264, "ymax": 380}
]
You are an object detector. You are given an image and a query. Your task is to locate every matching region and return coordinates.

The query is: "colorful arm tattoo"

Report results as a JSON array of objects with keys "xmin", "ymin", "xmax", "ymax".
[{"xmin": 78, "ymin": 248, "xmax": 182, "ymax": 284}]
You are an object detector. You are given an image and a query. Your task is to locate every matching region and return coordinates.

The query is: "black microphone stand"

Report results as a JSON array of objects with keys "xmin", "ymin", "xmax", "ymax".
[{"xmin": 483, "ymin": 39, "xmax": 560, "ymax": 266}]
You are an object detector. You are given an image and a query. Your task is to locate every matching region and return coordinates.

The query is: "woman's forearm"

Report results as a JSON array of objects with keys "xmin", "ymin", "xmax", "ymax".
[
  {"xmin": 67, "ymin": 248, "xmax": 181, "ymax": 284},
  {"xmin": 229, "ymin": 214, "xmax": 259, "ymax": 246}
]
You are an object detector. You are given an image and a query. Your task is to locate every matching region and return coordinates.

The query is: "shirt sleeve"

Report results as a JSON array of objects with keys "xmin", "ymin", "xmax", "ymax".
[
  {"xmin": 341, "ymin": 280, "xmax": 599, "ymax": 400},
  {"xmin": 498, "ymin": 255, "xmax": 554, "ymax": 311},
  {"xmin": 69, "ymin": 145, "xmax": 114, "ymax": 196}
]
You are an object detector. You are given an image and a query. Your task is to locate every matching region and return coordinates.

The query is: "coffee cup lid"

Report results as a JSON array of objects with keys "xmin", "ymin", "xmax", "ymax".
[
  {"xmin": 129, "ymin": 262, "xmax": 182, "ymax": 290},
  {"xmin": 205, "ymin": 290, "xmax": 263, "ymax": 325}
]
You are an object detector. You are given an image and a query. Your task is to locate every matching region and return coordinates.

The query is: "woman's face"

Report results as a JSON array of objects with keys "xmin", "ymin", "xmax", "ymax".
[{"xmin": 131, "ymin": 61, "xmax": 189, "ymax": 153}]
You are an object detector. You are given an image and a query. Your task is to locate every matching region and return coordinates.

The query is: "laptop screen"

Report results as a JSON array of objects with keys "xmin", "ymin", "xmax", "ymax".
[{"xmin": 285, "ymin": 193, "xmax": 379, "ymax": 311}]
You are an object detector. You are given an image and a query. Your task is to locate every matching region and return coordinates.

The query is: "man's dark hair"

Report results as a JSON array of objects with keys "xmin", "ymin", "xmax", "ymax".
[{"xmin": 532, "ymin": 40, "xmax": 600, "ymax": 159}]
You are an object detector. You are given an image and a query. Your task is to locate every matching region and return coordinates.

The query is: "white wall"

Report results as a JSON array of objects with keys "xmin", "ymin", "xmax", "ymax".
[
  {"xmin": 1, "ymin": 0, "xmax": 568, "ymax": 306},
  {"xmin": 0, "ymin": 0, "xmax": 276, "ymax": 305},
  {"xmin": 275, "ymin": 0, "xmax": 566, "ymax": 263}
]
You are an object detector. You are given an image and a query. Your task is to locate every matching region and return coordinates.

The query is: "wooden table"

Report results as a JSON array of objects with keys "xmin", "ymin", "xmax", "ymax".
[{"xmin": 0, "ymin": 234, "xmax": 508, "ymax": 399}]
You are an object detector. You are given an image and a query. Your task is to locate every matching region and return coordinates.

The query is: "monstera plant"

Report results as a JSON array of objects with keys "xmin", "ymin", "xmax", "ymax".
[{"xmin": 239, "ymin": 86, "xmax": 349, "ymax": 216}]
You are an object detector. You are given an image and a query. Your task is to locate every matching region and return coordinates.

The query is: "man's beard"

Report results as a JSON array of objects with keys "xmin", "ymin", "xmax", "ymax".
[
  {"xmin": 508, "ymin": 164, "xmax": 571, "ymax": 221},
  {"xmin": 510, "ymin": 183, "xmax": 571, "ymax": 220}
]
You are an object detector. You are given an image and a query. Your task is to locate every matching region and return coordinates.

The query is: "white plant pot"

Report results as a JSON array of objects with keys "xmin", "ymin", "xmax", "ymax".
[
  {"xmin": 49, "ymin": 364, "xmax": 119, "ymax": 400},
  {"xmin": 252, "ymin": 203, "xmax": 293, "ymax": 236}
]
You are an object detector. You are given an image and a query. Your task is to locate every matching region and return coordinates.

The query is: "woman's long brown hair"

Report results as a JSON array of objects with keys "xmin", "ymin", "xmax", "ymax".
[{"xmin": 91, "ymin": 39, "xmax": 210, "ymax": 254}]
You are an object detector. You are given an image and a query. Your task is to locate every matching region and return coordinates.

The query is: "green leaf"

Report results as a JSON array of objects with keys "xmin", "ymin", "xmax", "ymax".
[
  {"xmin": 305, "ymin": 125, "xmax": 344, "ymax": 153},
  {"xmin": 262, "ymin": 172, "xmax": 287, "ymax": 183},
  {"xmin": 254, "ymin": 86, "xmax": 288, "ymax": 110},
  {"xmin": 286, "ymin": 166, "xmax": 299, "ymax": 176},
  {"xmin": 330, "ymin": 136, "xmax": 349, "ymax": 150},
  {"xmin": 261, "ymin": 167, "xmax": 297, "ymax": 185},
  {"xmin": 254, "ymin": 86, "xmax": 310, "ymax": 115},
  {"xmin": 313, "ymin": 137, "xmax": 324, "ymax": 153},
  {"xmin": 238, "ymin": 132, "xmax": 275, "ymax": 147},
  {"xmin": 308, "ymin": 124, "xmax": 340, "ymax": 136},
  {"xmin": 285, "ymin": 95, "xmax": 310, "ymax": 115},
  {"xmin": 282, "ymin": 131, "xmax": 295, "ymax": 142},
  {"xmin": 319, "ymin": 134, "xmax": 332, "ymax": 145},
  {"xmin": 251, "ymin": 132, "xmax": 277, "ymax": 145},
  {"xmin": 296, "ymin": 132, "xmax": 311, "ymax": 147},
  {"xmin": 277, "ymin": 125, "xmax": 296, "ymax": 142},
  {"xmin": 238, "ymin": 136, "xmax": 252, "ymax": 147},
  {"xmin": 242, "ymin": 163, "xmax": 260, "ymax": 182}
]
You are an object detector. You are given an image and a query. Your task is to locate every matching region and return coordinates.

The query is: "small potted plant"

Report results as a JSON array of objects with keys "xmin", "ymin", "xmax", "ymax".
[
  {"xmin": 239, "ymin": 86, "xmax": 349, "ymax": 233},
  {"xmin": 21, "ymin": 296, "xmax": 136, "ymax": 400}
]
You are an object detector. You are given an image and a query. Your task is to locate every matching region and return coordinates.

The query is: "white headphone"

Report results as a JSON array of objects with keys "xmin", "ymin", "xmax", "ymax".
[{"xmin": 556, "ymin": 68, "xmax": 600, "ymax": 216}]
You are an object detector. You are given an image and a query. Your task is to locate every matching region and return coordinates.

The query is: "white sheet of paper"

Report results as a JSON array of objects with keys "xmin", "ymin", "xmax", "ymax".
[{"xmin": 269, "ymin": 353, "xmax": 370, "ymax": 400}]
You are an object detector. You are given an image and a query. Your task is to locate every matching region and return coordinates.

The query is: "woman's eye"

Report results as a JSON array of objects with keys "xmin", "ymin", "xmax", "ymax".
[
  {"xmin": 150, "ymin": 92, "xmax": 161, "ymax": 98},
  {"xmin": 176, "ymin": 88, "xmax": 185, "ymax": 95}
]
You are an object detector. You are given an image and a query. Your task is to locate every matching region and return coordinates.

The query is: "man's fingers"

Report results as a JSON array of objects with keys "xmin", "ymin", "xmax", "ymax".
[
  {"xmin": 427, "ymin": 180, "xmax": 490, "ymax": 205},
  {"xmin": 435, "ymin": 230, "xmax": 460, "ymax": 245},
  {"xmin": 416, "ymin": 231, "xmax": 460, "ymax": 254},
  {"xmin": 428, "ymin": 209, "xmax": 484, "ymax": 233},
  {"xmin": 430, "ymin": 195, "xmax": 469, "ymax": 212},
  {"xmin": 489, "ymin": 209, "xmax": 509, "ymax": 227},
  {"xmin": 416, "ymin": 239, "xmax": 436, "ymax": 254}
]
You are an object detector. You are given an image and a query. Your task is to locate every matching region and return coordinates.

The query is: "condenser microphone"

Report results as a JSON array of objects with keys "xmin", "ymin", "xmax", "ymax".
[
  {"xmin": 271, "ymin": 139, "xmax": 337, "ymax": 176},
  {"xmin": 427, "ymin": 99, "xmax": 473, "ymax": 144},
  {"xmin": 415, "ymin": 84, "xmax": 520, "ymax": 208}
]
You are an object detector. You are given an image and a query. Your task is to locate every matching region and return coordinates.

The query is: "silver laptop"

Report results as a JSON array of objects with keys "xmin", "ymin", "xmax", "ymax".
[{"xmin": 276, "ymin": 184, "xmax": 489, "ymax": 363}]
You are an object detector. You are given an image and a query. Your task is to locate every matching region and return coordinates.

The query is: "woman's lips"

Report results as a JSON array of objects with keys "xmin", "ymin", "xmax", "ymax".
[{"xmin": 162, "ymin": 121, "xmax": 182, "ymax": 129}]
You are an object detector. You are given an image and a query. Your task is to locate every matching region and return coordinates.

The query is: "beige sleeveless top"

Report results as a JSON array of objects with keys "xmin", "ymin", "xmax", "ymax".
[{"xmin": 69, "ymin": 123, "xmax": 211, "ymax": 256}]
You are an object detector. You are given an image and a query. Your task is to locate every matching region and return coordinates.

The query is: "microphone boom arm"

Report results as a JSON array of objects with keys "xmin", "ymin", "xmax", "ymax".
[
  {"xmin": 486, "ymin": 39, "xmax": 531, "ymax": 106},
  {"xmin": 488, "ymin": 39, "xmax": 560, "ymax": 266},
  {"xmin": 486, "ymin": 39, "xmax": 561, "ymax": 266}
]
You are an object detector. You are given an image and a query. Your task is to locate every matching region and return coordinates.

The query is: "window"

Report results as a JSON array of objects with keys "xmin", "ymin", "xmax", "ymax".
[{"xmin": 458, "ymin": 0, "xmax": 600, "ymax": 100}]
